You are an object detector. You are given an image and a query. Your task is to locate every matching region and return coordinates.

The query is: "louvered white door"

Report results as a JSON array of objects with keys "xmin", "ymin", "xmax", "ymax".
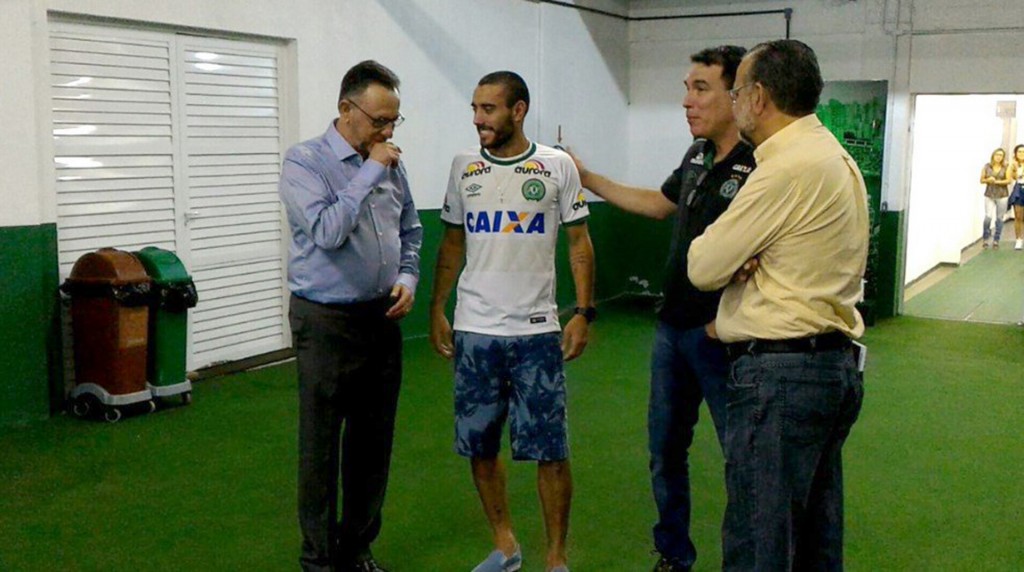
[
  {"xmin": 51, "ymin": 28, "xmax": 178, "ymax": 275},
  {"xmin": 50, "ymin": 22, "xmax": 289, "ymax": 371},
  {"xmin": 177, "ymin": 37, "xmax": 287, "ymax": 368}
]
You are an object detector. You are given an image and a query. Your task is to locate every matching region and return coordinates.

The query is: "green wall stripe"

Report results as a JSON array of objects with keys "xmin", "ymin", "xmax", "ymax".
[
  {"xmin": 876, "ymin": 209, "xmax": 906, "ymax": 318},
  {"xmin": 0, "ymin": 224, "xmax": 60, "ymax": 427},
  {"xmin": 2, "ymin": 207, "xmax": 674, "ymax": 425},
  {"xmin": 0, "ymin": 203, "xmax": 905, "ymax": 426}
]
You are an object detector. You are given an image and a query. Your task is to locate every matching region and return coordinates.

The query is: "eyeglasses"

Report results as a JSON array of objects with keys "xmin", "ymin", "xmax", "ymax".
[
  {"xmin": 345, "ymin": 99, "xmax": 405, "ymax": 129},
  {"xmin": 728, "ymin": 83, "xmax": 755, "ymax": 103}
]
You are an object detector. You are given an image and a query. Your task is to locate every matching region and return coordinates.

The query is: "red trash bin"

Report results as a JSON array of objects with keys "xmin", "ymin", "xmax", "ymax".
[{"xmin": 62, "ymin": 248, "xmax": 155, "ymax": 422}]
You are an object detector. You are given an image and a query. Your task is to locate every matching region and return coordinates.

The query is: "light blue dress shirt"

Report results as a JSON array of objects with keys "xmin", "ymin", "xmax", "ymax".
[{"xmin": 279, "ymin": 121, "xmax": 422, "ymax": 305}]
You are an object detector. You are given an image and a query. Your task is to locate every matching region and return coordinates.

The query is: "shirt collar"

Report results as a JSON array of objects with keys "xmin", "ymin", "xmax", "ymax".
[
  {"xmin": 698, "ymin": 138, "xmax": 716, "ymax": 169},
  {"xmin": 698, "ymin": 138, "xmax": 752, "ymax": 169},
  {"xmin": 481, "ymin": 141, "xmax": 537, "ymax": 165},
  {"xmin": 325, "ymin": 120, "xmax": 359, "ymax": 162},
  {"xmin": 753, "ymin": 113, "xmax": 821, "ymax": 164}
]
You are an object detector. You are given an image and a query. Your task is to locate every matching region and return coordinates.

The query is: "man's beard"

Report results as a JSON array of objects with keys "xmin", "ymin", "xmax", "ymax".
[{"xmin": 481, "ymin": 122, "xmax": 515, "ymax": 150}]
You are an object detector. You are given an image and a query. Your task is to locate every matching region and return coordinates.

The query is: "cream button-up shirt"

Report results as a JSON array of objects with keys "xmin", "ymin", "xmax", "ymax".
[{"xmin": 688, "ymin": 114, "xmax": 869, "ymax": 343}]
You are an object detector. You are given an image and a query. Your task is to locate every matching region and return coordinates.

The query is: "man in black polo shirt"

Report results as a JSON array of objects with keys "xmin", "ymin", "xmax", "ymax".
[{"xmin": 568, "ymin": 45, "xmax": 754, "ymax": 572}]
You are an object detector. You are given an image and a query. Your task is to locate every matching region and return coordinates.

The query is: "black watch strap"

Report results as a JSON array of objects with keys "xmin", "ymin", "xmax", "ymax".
[{"xmin": 573, "ymin": 306, "xmax": 597, "ymax": 323}]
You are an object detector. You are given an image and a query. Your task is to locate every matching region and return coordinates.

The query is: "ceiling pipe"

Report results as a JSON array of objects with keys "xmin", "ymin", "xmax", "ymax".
[{"xmin": 531, "ymin": 0, "xmax": 794, "ymax": 38}]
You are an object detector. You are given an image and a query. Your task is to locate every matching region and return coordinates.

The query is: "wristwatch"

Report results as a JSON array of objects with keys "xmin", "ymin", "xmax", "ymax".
[{"xmin": 573, "ymin": 306, "xmax": 598, "ymax": 323}]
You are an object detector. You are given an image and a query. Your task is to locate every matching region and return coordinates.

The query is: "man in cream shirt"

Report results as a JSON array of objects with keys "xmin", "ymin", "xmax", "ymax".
[{"xmin": 688, "ymin": 40, "xmax": 867, "ymax": 571}]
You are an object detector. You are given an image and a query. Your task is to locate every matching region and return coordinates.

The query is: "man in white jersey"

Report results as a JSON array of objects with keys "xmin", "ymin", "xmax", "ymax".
[{"xmin": 429, "ymin": 71, "xmax": 595, "ymax": 572}]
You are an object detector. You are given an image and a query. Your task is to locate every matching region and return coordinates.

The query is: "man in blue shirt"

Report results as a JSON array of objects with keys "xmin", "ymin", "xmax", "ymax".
[{"xmin": 279, "ymin": 60, "xmax": 422, "ymax": 572}]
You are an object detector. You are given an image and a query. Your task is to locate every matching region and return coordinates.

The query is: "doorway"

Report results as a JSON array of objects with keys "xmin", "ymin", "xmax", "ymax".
[{"xmin": 903, "ymin": 94, "xmax": 1024, "ymax": 325}]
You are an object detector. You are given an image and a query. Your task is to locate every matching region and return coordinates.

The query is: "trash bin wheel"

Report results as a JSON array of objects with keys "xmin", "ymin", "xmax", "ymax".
[
  {"xmin": 104, "ymin": 407, "xmax": 122, "ymax": 423},
  {"xmin": 147, "ymin": 400, "xmax": 157, "ymax": 413},
  {"xmin": 182, "ymin": 392, "xmax": 192, "ymax": 406},
  {"xmin": 71, "ymin": 396, "xmax": 92, "ymax": 418}
]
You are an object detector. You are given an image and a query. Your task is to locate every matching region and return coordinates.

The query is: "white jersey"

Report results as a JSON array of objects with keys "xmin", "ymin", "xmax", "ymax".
[{"xmin": 441, "ymin": 142, "xmax": 589, "ymax": 335}]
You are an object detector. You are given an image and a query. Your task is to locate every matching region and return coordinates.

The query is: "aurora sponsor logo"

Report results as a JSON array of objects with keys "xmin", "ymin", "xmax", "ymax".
[
  {"xmin": 571, "ymin": 190, "xmax": 587, "ymax": 211},
  {"xmin": 461, "ymin": 161, "xmax": 491, "ymax": 179},
  {"xmin": 515, "ymin": 159, "xmax": 552, "ymax": 177},
  {"xmin": 466, "ymin": 210, "xmax": 546, "ymax": 234}
]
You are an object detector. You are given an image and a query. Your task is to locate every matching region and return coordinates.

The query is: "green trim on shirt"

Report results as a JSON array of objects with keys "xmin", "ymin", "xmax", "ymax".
[
  {"xmin": 703, "ymin": 145, "xmax": 716, "ymax": 170},
  {"xmin": 481, "ymin": 142, "xmax": 537, "ymax": 165}
]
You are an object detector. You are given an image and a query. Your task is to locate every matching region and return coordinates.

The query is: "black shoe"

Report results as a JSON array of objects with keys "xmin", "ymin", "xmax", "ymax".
[
  {"xmin": 652, "ymin": 555, "xmax": 691, "ymax": 572},
  {"xmin": 347, "ymin": 558, "xmax": 389, "ymax": 572}
]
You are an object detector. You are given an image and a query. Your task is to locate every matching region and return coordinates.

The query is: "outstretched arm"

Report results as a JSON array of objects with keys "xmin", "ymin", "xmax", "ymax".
[{"xmin": 566, "ymin": 149, "xmax": 676, "ymax": 220}]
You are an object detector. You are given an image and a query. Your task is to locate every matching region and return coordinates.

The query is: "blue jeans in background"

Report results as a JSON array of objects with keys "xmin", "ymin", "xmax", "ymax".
[
  {"xmin": 983, "ymin": 196, "xmax": 1008, "ymax": 243},
  {"xmin": 722, "ymin": 347, "xmax": 864, "ymax": 571},
  {"xmin": 649, "ymin": 320, "xmax": 729, "ymax": 567}
]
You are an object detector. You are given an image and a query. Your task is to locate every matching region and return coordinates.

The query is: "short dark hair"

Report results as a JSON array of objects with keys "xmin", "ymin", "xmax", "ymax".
[
  {"xmin": 746, "ymin": 39, "xmax": 823, "ymax": 116},
  {"xmin": 478, "ymin": 71, "xmax": 530, "ymax": 112},
  {"xmin": 690, "ymin": 45, "xmax": 747, "ymax": 89},
  {"xmin": 338, "ymin": 60, "xmax": 400, "ymax": 102}
]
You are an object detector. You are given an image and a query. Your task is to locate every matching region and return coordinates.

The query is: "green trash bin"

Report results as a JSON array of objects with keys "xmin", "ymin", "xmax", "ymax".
[{"xmin": 134, "ymin": 246, "xmax": 199, "ymax": 405}]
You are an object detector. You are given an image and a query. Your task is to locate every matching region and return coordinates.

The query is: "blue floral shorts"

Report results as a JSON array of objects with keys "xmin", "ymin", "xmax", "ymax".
[{"xmin": 453, "ymin": 331, "xmax": 568, "ymax": 461}]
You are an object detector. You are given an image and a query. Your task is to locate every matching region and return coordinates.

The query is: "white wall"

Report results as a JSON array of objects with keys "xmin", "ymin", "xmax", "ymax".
[
  {"xmin": 905, "ymin": 94, "xmax": 1022, "ymax": 284},
  {"xmin": 626, "ymin": 0, "xmax": 1024, "ymax": 299},
  {"xmin": 537, "ymin": 3, "xmax": 630, "ymax": 178},
  {"xmin": 626, "ymin": 0, "xmax": 894, "ymax": 188},
  {"xmin": 9, "ymin": 0, "xmax": 1024, "ymax": 288},
  {"xmin": 0, "ymin": 0, "xmax": 49, "ymax": 228},
  {"xmin": 0, "ymin": 0, "xmax": 630, "ymax": 232},
  {"xmin": 627, "ymin": 0, "xmax": 1024, "ymax": 201}
]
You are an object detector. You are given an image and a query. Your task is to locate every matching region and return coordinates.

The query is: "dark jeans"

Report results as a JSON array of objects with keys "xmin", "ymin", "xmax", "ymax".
[
  {"xmin": 290, "ymin": 294, "xmax": 402, "ymax": 572},
  {"xmin": 722, "ymin": 347, "xmax": 863, "ymax": 572},
  {"xmin": 649, "ymin": 321, "xmax": 728, "ymax": 567}
]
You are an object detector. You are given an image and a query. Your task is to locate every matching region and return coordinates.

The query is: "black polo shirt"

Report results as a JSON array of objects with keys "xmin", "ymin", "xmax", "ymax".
[{"xmin": 658, "ymin": 137, "xmax": 757, "ymax": 330}]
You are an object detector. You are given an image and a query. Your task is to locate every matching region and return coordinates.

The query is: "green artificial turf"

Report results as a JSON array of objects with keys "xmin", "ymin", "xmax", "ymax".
[
  {"xmin": 905, "ymin": 245, "xmax": 1024, "ymax": 323},
  {"xmin": 1, "ymin": 299, "xmax": 1022, "ymax": 570}
]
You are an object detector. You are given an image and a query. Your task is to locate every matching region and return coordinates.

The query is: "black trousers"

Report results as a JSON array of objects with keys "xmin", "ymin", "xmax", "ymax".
[{"xmin": 290, "ymin": 294, "xmax": 402, "ymax": 572}]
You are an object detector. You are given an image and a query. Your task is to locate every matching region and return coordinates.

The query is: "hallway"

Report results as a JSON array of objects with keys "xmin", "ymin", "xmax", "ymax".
[{"xmin": 905, "ymin": 235, "xmax": 1024, "ymax": 325}]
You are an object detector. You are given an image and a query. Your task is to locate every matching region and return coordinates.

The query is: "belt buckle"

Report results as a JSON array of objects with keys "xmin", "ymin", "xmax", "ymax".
[{"xmin": 729, "ymin": 339, "xmax": 757, "ymax": 360}]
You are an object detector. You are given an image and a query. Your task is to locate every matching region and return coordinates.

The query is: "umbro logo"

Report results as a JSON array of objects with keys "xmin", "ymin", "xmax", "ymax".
[{"xmin": 465, "ymin": 183, "xmax": 482, "ymax": 197}]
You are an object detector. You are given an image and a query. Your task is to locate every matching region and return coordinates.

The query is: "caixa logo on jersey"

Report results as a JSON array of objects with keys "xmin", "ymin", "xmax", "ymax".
[
  {"xmin": 466, "ymin": 211, "xmax": 546, "ymax": 234},
  {"xmin": 515, "ymin": 160, "xmax": 552, "ymax": 177},
  {"xmin": 461, "ymin": 161, "xmax": 492, "ymax": 179}
]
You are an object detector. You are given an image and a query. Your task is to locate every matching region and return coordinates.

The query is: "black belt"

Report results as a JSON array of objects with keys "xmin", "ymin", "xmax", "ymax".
[
  {"xmin": 726, "ymin": 331, "xmax": 851, "ymax": 361},
  {"xmin": 292, "ymin": 293, "xmax": 392, "ymax": 317}
]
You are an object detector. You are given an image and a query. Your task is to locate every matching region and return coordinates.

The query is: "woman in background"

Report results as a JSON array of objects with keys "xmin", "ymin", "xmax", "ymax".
[
  {"xmin": 980, "ymin": 148, "xmax": 1012, "ymax": 249},
  {"xmin": 1007, "ymin": 144, "xmax": 1024, "ymax": 250}
]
